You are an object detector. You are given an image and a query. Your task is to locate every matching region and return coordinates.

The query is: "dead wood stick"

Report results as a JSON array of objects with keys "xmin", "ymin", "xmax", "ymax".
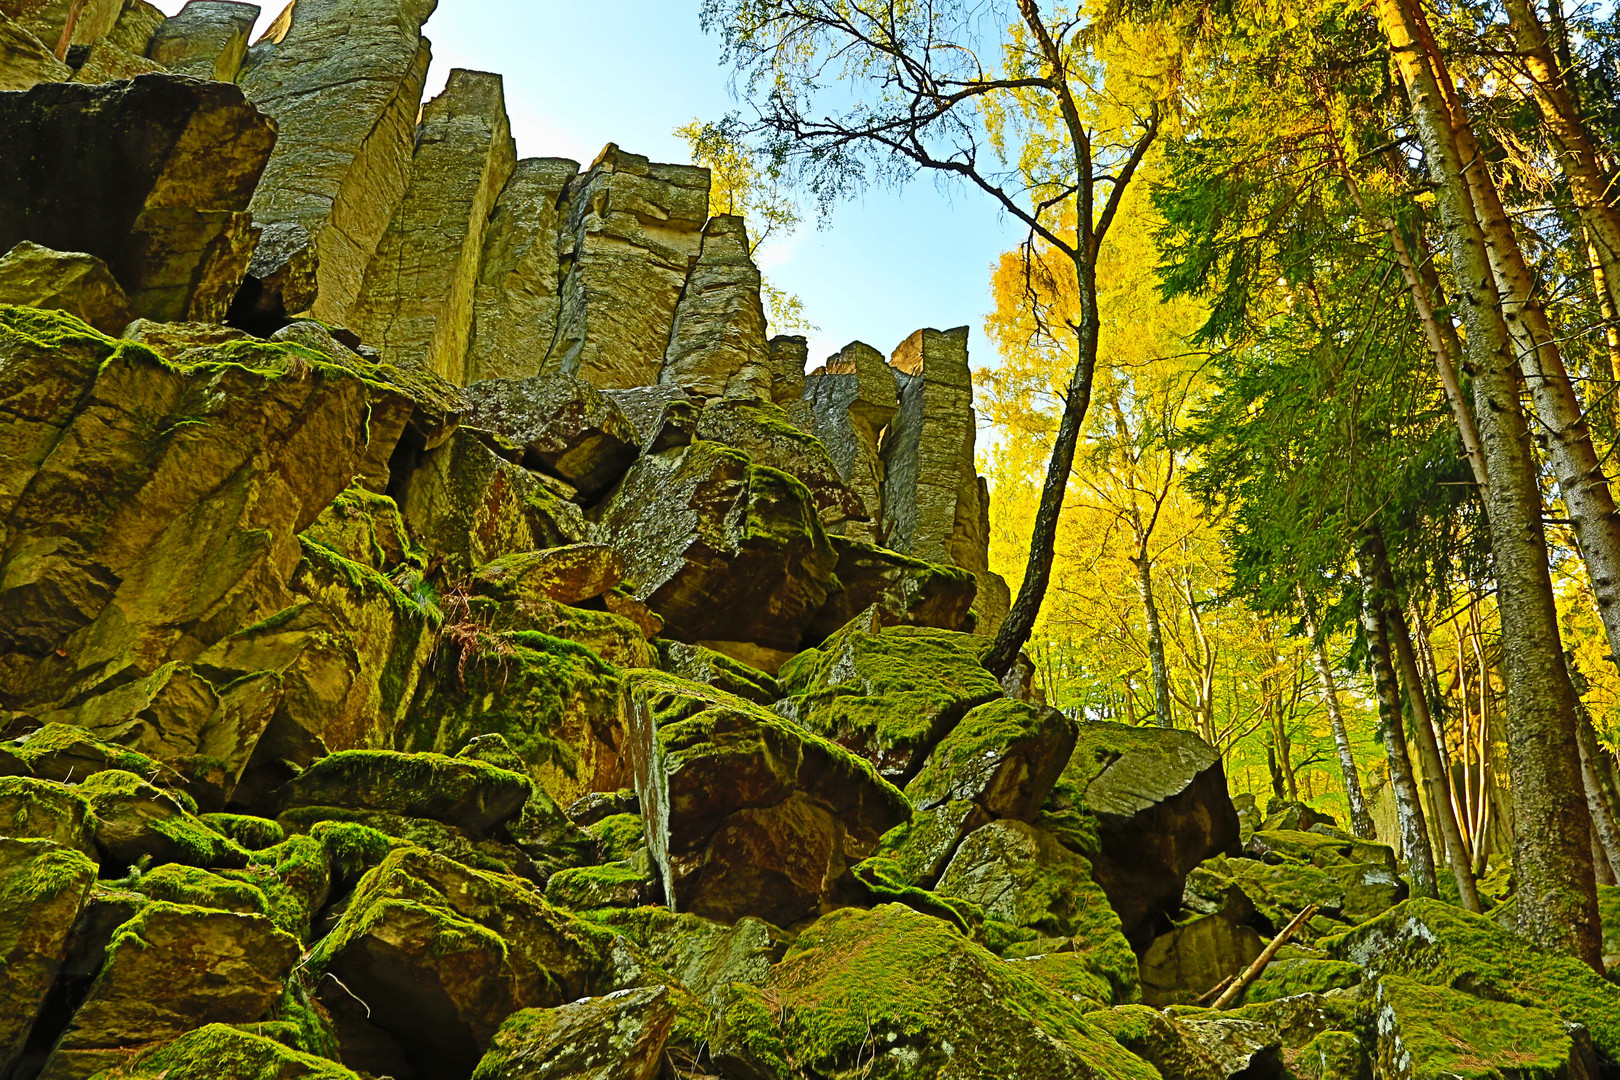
[
  {"xmin": 1212, "ymin": 903, "xmax": 1320, "ymax": 1010},
  {"xmin": 1194, "ymin": 974, "xmax": 1237, "ymax": 1006},
  {"xmin": 54, "ymin": 0, "xmax": 88, "ymax": 60}
]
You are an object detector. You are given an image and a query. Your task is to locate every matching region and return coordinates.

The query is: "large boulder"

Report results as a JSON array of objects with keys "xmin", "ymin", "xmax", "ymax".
[
  {"xmin": 1371, "ymin": 976, "xmax": 1599, "ymax": 1080},
  {"xmin": 808, "ymin": 537, "xmax": 979, "ymax": 638},
  {"xmin": 1055, "ymin": 721, "xmax": 1240, "ymax": 942},
  {"xmin": 0, "ymin": 775, "xmax": 97, "ymax": 851},
  {"xmin": 404, "ymin": 629, "xmax": 631, "ymax": 807},
  {"xmin": 237, "ymin": 0, "xmax": 437, "ymax": 323},
  {"xmin": 659, "ymin": 214, "xmax": 768, "ymax": 398},
  {"xmin": 269, "ymin": 750, "xmax": 533, "ymax": 835},
  {"xmin": 350, "ymin": 69, "xmax": 516, "ymax": 384},
  {"xmin": 1332, "ymin": 898, "xmax": 1620, "ymax": 1060},
  {"xmin": 710, "ymin": 904, "xmax": 1159, "ymax": 1080},
  {"xmin": 0, "ymin": 243, "xmax": 131, "ymax": 333},
  {"xmin": 0, "ymin": 311, "xmax": 446, "ymax": 796},
  {"xmin": 0, "ymin": 838, "xmax": 98, "ymax": 1078},
  {"xmin": 81, "ymin": 1025, "xmax": 361, "ymax": 1080},
  {"xmin": 1, "ymin": 0, "xmax": 121, "ymax": 61},
  {"xmin": 626, "ymin": 670, "xmax": 910, "ymax": 926},
  {"xmin": 396, "ymin": 428, "xmax": 591, "ymax": 575},
  {"xmin": 461, "ymin": 375, "xmax": 640, "ymax": 498},
  {"xmin": 936, "ymin": 819, "xmax": 1139, "ymax": 1003},
  {"xmin": 549, "ymin": 145, "xmax": 709, "ymax": 389},
  {"xmin": 1185, "ymin": 843, "xmax": 1406, "ymax": 941},
  {"xmin": 470, "ymin": 986, "xmax": 675, "ymax": 1080},
  {"xmin": 597, "ymin": 442, "xmax": 836, "ymax": 663},
  {"xmin": 79, "ymin": 769, "xmax": 249, "ymax": 869},
  {"xmin": 694, "ymin": 397, "xmax": 866, "ymax": 526},
  {"xmin": 308, "ymin": 846, "xmax": 609, "ymax": 1080},
  {"xmin": 877, "ymin": 698, "xmax": 1077, "ymax": 887},
  {"xmin": 0, "ymin": 75, "xmax": 276, "ymax": 321},
  {"xmin": 39, "ymin": 901, "xmax": 301, "ymax": 1080},
  {"xmin": 466, "ymin": 158, "xmax": 581, "ymax": 383},
  {"xmin": 775, "ymin": 623, "xmax": 1002, "ymax": 782},
  {"xmin": 1138, "ymin": 912, "xmax": 1265, "ymax": 1007}
]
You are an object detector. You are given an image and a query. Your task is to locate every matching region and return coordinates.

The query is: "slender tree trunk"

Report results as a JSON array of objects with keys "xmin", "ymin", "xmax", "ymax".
[
  {"xmin": 1588, "ymin": 234, "xmax": 1620, "ymax": 423},
  {"xmin": 1360, "ymin": 574, "xmax": 1440, "ymax": 898},
  {"xmin": 1301, "ymin": 594, "xmax": 1377, "ymax": 839},
  {"xmin": 1378, "ymin": 0, "xmax": 1602, "ymax": 967},
  {"xmin": 1578, "ymin": 717, "xmax": 1620, "ymax": 880},
  {"xmin": 1368, "ymin": 535, "xmax": 1483, "ymax": 911},
  {"xmin": 1135, "ymin": 550, "xmax": 1175, "ymax": 729},
  {"xmin": 1501, "ymin": 0, "xmax": 1620, "ymax": 314}
]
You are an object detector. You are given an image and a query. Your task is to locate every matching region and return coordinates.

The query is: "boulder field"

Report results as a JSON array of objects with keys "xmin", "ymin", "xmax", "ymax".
[{"xmin": 0, "ymin": 2, "xmax": 1618, "ymax": 1078}]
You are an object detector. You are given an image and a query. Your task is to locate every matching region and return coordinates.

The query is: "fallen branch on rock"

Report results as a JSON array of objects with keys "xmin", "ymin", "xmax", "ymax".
[{"xmin": 1212, "ymin": 902, "xmax": 1321, "ymax": 1010}]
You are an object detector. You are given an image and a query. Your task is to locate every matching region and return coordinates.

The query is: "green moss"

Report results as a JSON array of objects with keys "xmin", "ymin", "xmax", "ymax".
[
  {"xmin": 766, "ymin": 904, "xmax": 1156, "ymax": 1077},
  {"xmin": 543, "ymin": 863, "xmax": 647, "ymax": 911},
  {"xmin": 79, "ymin": 770, "xmax": 249, "ymax": 868},
  {"xmin": 309, "ymin": 820, "xmax": 396, "ymax": 883},
  {"xmin": 851, "ymin": 855, "xmax": 984, "ymax": 935},
  {"xmin": 135, "ymin": 864, "xmax": 268, "ymax": 915},
  {"xmin": 9, "ymin": 722, "xmax": 164, "ymax": 781},
  {"xmin": 1247, "ymin": 958, "xmax": 1364, "ymax": 1003},
  {"xmin": 586, "ymin": 814, "xmax": 646, "ymax": 862},
  {"xmin": 1375, "ymin": 975, "xmax": 1578, "ymax": 1077},
  {"xmin": 297, "ymin": 536, "xmax": 436, "ymax": 624},
  {"xmin": 0, "ymin": 842, "xmax": 97, "ymax": 906},
  {"xmin": 1010, "ymin": 952, "xmax": 1117, "ymax": 1008},
  {"xmin": 776, "ymin": 624, "xmax": 1001, "ymax": 777},
  {"xmin": 1331, "ymin": 897, "xmax": 1620, "ymax": 1059},
  {"xmin": 200, "ymin": 814, "xmax": 284, "ymax": 851},
  {"xmin": 80, "ymin": 1022, "xmax": 358, "ymax": 1079}
]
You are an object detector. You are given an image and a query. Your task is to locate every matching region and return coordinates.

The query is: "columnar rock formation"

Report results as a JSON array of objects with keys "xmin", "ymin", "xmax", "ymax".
[{"xmin": 3, "ymin": 6, "xmax": 1586, "ymax": 1080}]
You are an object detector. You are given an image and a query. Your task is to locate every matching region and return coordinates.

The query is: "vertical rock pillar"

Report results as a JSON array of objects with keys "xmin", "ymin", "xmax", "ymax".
[
  {"xmin": 238, "ymin": 0, "xmax": 438, "ymax": 324},
  {"xmin": 349, "ymin": 68, "xmax": 516, "ymax": 384},
  {"xmin": 803, "ymin": 341, "xmax": 898, "ymax": 542}
]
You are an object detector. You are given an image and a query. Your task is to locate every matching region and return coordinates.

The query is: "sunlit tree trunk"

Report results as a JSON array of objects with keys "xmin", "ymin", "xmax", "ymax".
[
  {"xmin": 1360, "ymin": 571, "xmax": 1440, "ymax": 898},
  {"xmin": 1368, "ymin": 534, "xmax": 1483, "ymax": 911},
  {"xmin": 1134, "ymin": 550, "xmax": 1175, "ymax": 729},
  {"xmin": 1378, "ymin": 0, "xmax": 1601, "ymax": 966},
  {"xmin": 1301, "ymin": 592, "xmax": 1377, "ymax": 839}
]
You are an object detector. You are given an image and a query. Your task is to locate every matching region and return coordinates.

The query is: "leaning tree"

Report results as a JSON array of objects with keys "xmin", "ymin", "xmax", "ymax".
[{"xmin": 700, "ymin": 0, "xmax": 1165, "ymax": 677}]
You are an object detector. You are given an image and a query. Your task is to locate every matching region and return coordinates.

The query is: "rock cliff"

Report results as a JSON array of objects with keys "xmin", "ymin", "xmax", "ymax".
[{"xmin": 0, "ymin": 4, "xmax": 1612, "ymax": 1079}]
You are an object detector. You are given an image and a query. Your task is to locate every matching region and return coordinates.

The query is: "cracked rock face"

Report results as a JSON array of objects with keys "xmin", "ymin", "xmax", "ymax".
[{"xmin": 0, "ymin": 75, "xmax": 276, "ymax": 322}]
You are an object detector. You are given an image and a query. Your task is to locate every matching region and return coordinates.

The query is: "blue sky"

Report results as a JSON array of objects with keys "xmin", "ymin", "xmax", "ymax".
[{"xmin": 155, "ymin": 0, "xmax": 1025, "ymax": 369}]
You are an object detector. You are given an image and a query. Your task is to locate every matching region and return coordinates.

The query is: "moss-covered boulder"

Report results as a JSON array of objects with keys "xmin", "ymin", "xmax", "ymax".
[
  {"xmin": 0, "ymin": 310, "xmax": 453, "ymax": 798},
  {"xmin": 299, "ymin": 482, "xmax": 421, "ymax": 571},
  {"xmin": 877, "ymin": 699, "xmax": 1076, "ymax": 887},
  {"xmin": 1186, "ymin": 852, "xmax": 1406, "ymax": 940},
  {"xmin": 1088, "ymin": 1005, "xmax": 1282, "ymax": 1080},
  {"xmin": 1370, "ymin": 976, "xmax": 1599, "ymax": 1080},
  {"xmin": 1056, "ymin": 721, "xmax": 1240, "ymax": 942},
  {"xmin": 308, "ymin": 847, "xmax": 610, "ymax": 1080},
  {"xmin": 199, "ymin": 813, "xmax": 285, "ymax": 851},
  {"xmin": 775, "ymin": 623, "xmax": 1002, "ymax": 782},
  {"xmin": 654, "ymin": 639, "xmax": 782, "ymax": 705},
  {"xmin": 406, "ymin": 631, "xmax": 631, "ymax": 807},
  {"xmin": 277, "ymin": 804, "xmax": 554, "ymax": 884},
  {"xmin": 808, "ymin": 538, "xmax": 979, "ymax": 639},
  {"xmin": 694, "ymin": 397, "xmax": 867, "ymax": 527},
  {"xmin": 472, "ymin": 544, "xmax": 625, "ymax": 607},
  {"xmin": 0, "ymin": 838, "xmax": 99, "ymax": 1077},
  {"xmin": 396, "ymin": 428, "xmax": 591, "ymax": 577},
  {"xmin": 470, "ymin": 985, "xmax": 675, "ymax": 1080},
  {"xmin": 627, "ymin": 670, "xmax": 910, "ymax": 926},
  {"xmin": 584, "ymin": 906, "xmax": 786, "ymax": 998},
  {"xmin": 597, "ymin": 441, "xmax": 837, "ymax": 661},
  {"xmin": 1295, "ymin": 1030, "xmax": 1370, "ymax": 1080},
  {"xmin": 460, "ymin": 373, "xmax": 642, "ymax": 499},
  {"xmin": 1246, "ymin": 958, "xmax": 1364, "ymax": 1004},
  {"xmin": 544, "ymin": 862, "xmax": 654, "ymax": 911},
  {"xmin": 729, "ymin": 903, "xmax": 1159, "ymax": 1080},
  {"xmin": 41, "ymin": 902, "xmax": 301, "ymax": 1080},
  {"xmin": 935, "ymin": 819, "xmax": 1138, "ymax": 1003},
  {"xmin": 1331, "ymin": 898, "xmax": 1620, "ymax": 1060},
  {"xmin": 1248, "ymin": 828, "xmax": 1398, "ymax": 873},
  {"xmin": 81, "ymin": 770, "xmax": 249, "ymax": 869},
  {"xmin": 81, "ymin": 1024, "xmax": 360, "ymax": 1080},
  {"xmin": 6, "ymin": 723, "xmax": 164, "ymax": 785},
  {"xmin": 269, "ymin": 750, "xmax": 532, "ymax": 836},
  {"xmin": 0, "ymin": 775, "xmax": 95, "ymax": 852},
  {"xmin": 131, "ymin": 863, "xmax": 270, "ymax": 917}
]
